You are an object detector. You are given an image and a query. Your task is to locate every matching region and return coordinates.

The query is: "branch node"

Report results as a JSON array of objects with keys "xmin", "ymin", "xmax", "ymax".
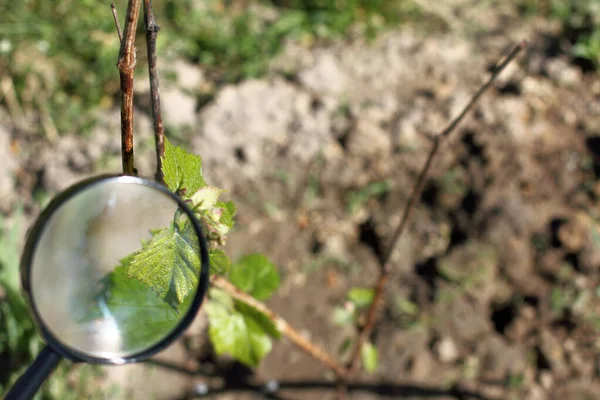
[{"xmin": 116, "ymin": 0, "xmax": 142, "ymax": 176}]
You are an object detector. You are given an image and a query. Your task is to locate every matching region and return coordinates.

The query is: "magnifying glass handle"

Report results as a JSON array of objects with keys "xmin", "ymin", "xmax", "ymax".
[{"xmin": 4, "ymin": 345, "xmax": 62, "ymax": 400}]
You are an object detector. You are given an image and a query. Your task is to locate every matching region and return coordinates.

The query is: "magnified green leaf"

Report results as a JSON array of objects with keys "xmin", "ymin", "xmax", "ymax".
[
  {"xmin": 229, "ymin": 253, "xmax": 280, "ymax": 301},
  {"xmin": 123, "ymin": 221, "xmax": 200, "ymax": 311},
  {"xmin": 79, "ymin": 262, "xmax": 187, "ymax": 351}
]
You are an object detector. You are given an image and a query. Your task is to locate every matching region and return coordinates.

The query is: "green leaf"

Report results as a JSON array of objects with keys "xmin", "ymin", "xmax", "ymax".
[
  {"xmin": 222, "ymin": 200, "xmax": 237, "ymax": 217},
  {"xmin": 79, "ymin": 264, "xmax": 184, "ymax": 351},
  {"xmin": 348, "ymin": 288, "xmax": 374, "ymax": 309},
  {"xmin": 161, "ymin": 137, "xmax": 206, "ymax": 197},
  {"xmin": 229, "ymin": 253, "xmax": 280, "ymax": 301},
  {"xmin": 123, "ymin": 221, "xmax": 200, "ymax": 311},
  {"xmin": 361, "ymin": 341, "xmax": 378, "ymax": 373},
  {"xmin": 210, "ymin": 249, "xmax": 232, "ymax": 274},
  {"xmin": 205, "ymin": 289, "xmax": 273, "ymax": 367},
  {"xmin": 217, "ymin": 201, "xmax": 236, "ymax": 229}
]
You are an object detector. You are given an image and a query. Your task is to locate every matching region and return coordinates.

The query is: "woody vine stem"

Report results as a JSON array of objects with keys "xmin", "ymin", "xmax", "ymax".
[{"xmin": 112, "ymin": 0, "xmax": 527, "ymax": 395}]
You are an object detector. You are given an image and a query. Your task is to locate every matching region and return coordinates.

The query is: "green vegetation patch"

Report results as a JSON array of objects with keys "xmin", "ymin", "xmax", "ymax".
[{"xmin": 0, "ymin": 0, "xmax": 421, "ymax": 136}]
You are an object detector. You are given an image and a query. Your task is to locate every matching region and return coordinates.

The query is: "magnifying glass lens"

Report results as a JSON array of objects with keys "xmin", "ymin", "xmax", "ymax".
[{"xmin": 27, "ymin": 178, "xmax": 202, "ymax": 360}]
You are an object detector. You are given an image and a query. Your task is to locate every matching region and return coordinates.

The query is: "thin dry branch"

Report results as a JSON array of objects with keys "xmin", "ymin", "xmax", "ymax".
[
  {"xmin": 116, "ymin": 0, "xmax": 141, "ymax": 175},
  {"xmin": 344, "ymin": 41, "xmax": 528, "ymax": 374},
  {"xmin": 111, "ymin": 2, "xmax": 123, "ymax": 42},
  {"xmin": 211, "ymin": 275, "xmax": 346, "ymax": 377},
  {"xmin": 143, "ymin": 0, "xmax": 165, "ymax": 183}
]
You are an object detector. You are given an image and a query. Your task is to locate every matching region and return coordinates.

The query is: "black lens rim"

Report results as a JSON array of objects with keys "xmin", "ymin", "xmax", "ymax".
[{"xmin": 20, "ymin": 174, "xmax": 210, "ymax": 365}]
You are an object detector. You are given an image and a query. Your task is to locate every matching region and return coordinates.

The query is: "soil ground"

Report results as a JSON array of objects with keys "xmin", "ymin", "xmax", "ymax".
[{"xmin": 2, "ymin": 2, "xmax": 600, "ymax": 399}]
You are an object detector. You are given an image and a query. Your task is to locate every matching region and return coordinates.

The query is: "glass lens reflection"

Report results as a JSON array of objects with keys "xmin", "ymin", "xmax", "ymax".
[{"xmin": 29, "ymin": 180, "xmax": 200, "ymax": 360}]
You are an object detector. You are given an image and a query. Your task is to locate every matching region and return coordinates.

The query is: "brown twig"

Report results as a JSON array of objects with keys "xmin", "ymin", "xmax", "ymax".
[
  {"xmin": 344, "ymin": 41, "xmax": 528, "ymax": 374},
  {"xmin": 111, "ymin": 2, "xmax": 123, "ymax": 42},
  {"xmin": 211, "ymin": 275, "xmax": 346, "ymax": 377},
  {"xmin": 116, "ymin": 0, "xmax": 141, "ymax": 175},
  {"xmin": 143, "ymin": 0, "xmax": 165, "ymax": 183}
]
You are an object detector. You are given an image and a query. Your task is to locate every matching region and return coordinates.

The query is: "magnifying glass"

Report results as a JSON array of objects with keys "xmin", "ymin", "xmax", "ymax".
[{"xmin": 4, "ymin": 175, "xmax": 210, "ymax": 400}]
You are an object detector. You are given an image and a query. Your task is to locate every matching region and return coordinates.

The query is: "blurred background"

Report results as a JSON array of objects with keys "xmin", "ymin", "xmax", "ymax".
[{"xmin": 1, "ymin": 0, "xmax": 600, "ymax": 398}]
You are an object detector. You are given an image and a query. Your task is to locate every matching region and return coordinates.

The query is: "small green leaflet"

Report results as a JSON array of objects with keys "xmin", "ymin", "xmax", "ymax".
[
  {"xmin": 229, "ymin": 253, "xmax": 280, "ymax": 301},
  {"xmin": 209, "ymin": 249, "xmax": 232, "ymax": 274},
  {"xmin": 217, "ymin": 201, "xmax": 236, "ymax": 229},
  {"xmin": 221, "ymin": 201, "xmax": 236, "ymax": 219},
  {"xmin": 347, "ymin": 287, "xmax": 374, "ymax": 309},
  {"xmin": 361, "ymin": 341, "xmax": 378, "ymax": 373},
  {"xmin": 206, "ymin": 288, "xmax": 276, "ymax": 367},
  {"xmin": 123, "ymin": 221, "xmax": 200, "ymax": 311},
  {"xmin": 161, "ymin": 137, "xmax": 206, "ymax": 197}
]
